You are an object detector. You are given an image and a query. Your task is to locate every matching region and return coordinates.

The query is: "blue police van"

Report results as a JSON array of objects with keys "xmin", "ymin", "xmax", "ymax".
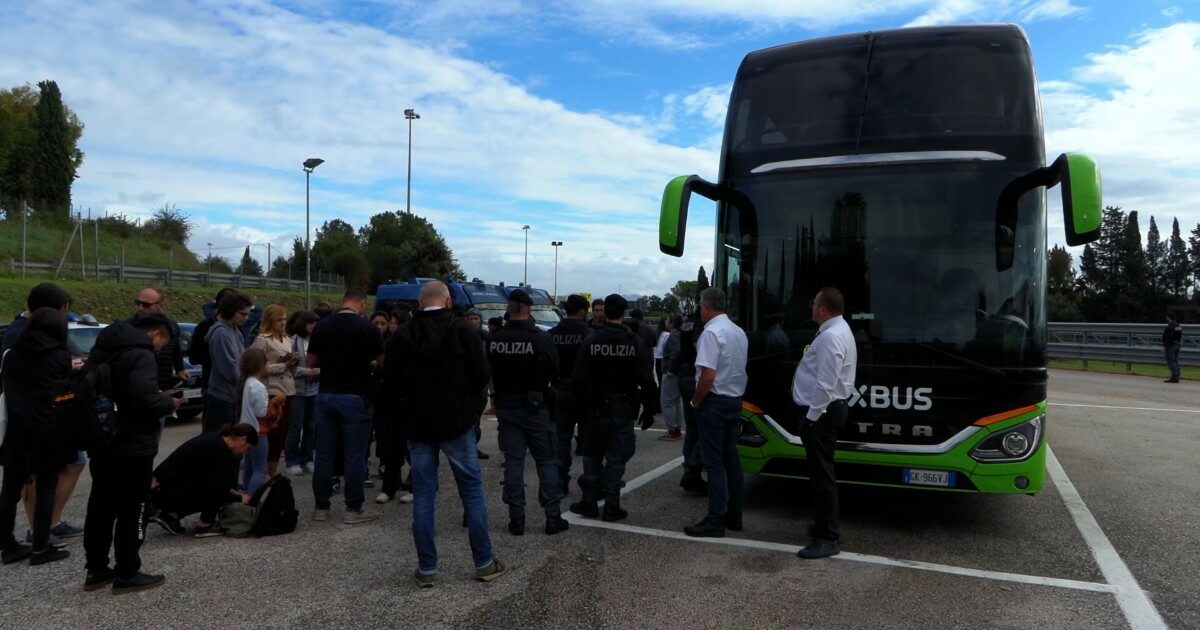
[{"xmin": 375, "ymin": 278, "xmax": 509, "ymax": 322}]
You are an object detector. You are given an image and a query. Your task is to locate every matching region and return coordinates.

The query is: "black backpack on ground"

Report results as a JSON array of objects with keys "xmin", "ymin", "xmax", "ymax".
[{"xmin": 248, "ymin": 475, "xmax": 298, "ymax": 537}]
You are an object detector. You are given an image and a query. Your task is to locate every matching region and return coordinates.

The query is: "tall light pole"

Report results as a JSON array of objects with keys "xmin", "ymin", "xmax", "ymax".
[
  {"xmin": 303, "ymin": 158, "xmax": 325, "ymax": 309},
  {"xmin": 550, "ymin": 241, "xmax": 563, "ymax": 301},
  {"xmin": 206, "ymin": 242, "xmax": 212, "ymax": 284},
  {"xmin": 522, "ymin": 224, "xmax": 531, "ymax": 286},
  {"xmin": 405, "ymin": 108, "xmax": 420, "ymax": 214}
]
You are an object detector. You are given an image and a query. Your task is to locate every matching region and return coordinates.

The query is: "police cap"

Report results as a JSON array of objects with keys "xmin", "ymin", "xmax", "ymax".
[
  {"xmin": 508, "ymin": 289, "xmax": 534, "ymax": 307},
  {"xmin": 565, "ymin": 294, "xmax": 589, "ymax": 314}
]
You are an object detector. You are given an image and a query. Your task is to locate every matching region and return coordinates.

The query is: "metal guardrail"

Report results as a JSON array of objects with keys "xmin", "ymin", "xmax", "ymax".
[
  {"xmin": 8, "ymin": 259, "xmax": 344, "ymax": 293},
  {"xmin": 1047, "ymin": 322, "xmax": 1199, "ymax": 368}
]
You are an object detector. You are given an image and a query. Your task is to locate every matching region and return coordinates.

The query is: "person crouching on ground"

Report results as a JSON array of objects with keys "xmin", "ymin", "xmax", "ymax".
[{"xmin": 150, "ymin": 424, "xmax": 258, "ymax": 537}]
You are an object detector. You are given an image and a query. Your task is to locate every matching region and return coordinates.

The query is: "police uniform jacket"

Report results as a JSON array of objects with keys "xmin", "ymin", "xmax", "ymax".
[
  {"xmin": 487, "ymin": 317, "xmax": 558, "ymax": 406},
  {"xmin": 571, "ymin": 322, "xmax": 655, "ymax": 410},
  {"xmin": 548, "ymin": 318, "xmax": 591, "ymax": 388}
]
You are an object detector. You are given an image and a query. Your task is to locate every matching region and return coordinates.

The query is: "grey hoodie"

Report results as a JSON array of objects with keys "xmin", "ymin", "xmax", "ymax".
[{"xmin": 205, "ymin": 319, "xmax": 244, "ymax": 403}]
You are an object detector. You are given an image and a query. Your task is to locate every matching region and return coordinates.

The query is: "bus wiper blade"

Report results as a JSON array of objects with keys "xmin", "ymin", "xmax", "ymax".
[{"xmin": 914, "ymin": 342, "xmax": 1006, "ymax": 378}]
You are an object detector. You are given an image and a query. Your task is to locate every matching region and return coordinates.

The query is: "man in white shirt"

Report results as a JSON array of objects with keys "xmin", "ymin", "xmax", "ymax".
[
  {"xmin": 683, "ymin": 288, "xmax": 749, "ymax": 538},
  {"xmin": 791, "ymin": 287, "xmax": 857, "ymax": 559}
]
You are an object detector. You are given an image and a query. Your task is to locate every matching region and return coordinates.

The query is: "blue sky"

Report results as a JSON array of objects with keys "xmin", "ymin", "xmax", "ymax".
[{"xmin": 2, "ymin": 0, "xmax": 1199, "ymax": 297}]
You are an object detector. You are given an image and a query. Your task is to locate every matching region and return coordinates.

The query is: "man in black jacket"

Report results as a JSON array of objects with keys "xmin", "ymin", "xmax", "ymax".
[
  {"xmin": 126, "ymin": 286, "xmax": 190, "ymax": 390},
  {"xmin": 487, "ymin": 290, "xmax": 566, "ymax": 537},
  {"xmin": 384, "ymin": 281, "xmax": 506, "ymax": 586},
  {"xmin": 548, "ymin": 295, "xmax": 592, "ymax": 496},
  {"xmin": 149, "ymin": 424, "xmax": 257, "ymax": 536},
  {"xmin": 569, "ymin": 294, "xmax": 655, "ymax": 522},
  {"xmin": 1163, "ymin": 313, "xmax": 1183, "ymax": 383},
  {"xmin": 83, "ymin": 314, "xmax": 179, "ymax": 595}
]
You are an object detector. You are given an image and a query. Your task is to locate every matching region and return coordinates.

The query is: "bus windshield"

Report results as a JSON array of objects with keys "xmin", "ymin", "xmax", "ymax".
[
  {"xmin": 719, "ymin": 161, "xmax": 1046, "ymax": 369},
  {"xmin": 728, "ymin": 29, "xmax": 1041, "ymax": 174}
]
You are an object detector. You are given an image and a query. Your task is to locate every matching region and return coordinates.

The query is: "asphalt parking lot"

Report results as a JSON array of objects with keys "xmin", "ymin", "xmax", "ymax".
[{"xmin": 0, "ymin": 369, "xmax": 1196, "ymax": 629}]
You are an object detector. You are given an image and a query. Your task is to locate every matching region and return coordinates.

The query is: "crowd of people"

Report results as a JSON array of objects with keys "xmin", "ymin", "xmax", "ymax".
[{"xmin": 0, "ymin": 278, "xmax": 858, "ymax": 592}]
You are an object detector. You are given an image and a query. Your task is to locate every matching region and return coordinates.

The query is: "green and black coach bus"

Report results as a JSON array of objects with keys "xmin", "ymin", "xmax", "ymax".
[{"xmin": 659, "ymin": 25, "xmax": 1102, "ymax": 493}]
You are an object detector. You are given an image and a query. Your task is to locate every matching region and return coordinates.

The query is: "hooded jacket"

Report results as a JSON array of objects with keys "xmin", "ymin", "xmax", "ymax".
[
  {"xmin": 88, "ymin": 322, "xmax": 174, "ymax": 458},
  {"xmin": 384, "ymin": 308, "xmax": 490, "ymax": 444},
  {"xmin": 0, "ymin": 328, "xmax": 72, "ymax": 466}
]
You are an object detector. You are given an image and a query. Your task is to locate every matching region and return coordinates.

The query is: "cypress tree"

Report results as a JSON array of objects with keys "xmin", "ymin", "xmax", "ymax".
[
  {"xmin": 30, "ymin": 80, "xmax": 76, "ymax": 218},
  {"xmin": 1166, "ymin": 218, "xmax": 1190, "ymax": 302}
]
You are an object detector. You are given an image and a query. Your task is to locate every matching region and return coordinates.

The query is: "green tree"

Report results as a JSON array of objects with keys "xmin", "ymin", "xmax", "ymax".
[
  {"xmin": 670, "ymin": 279, "xmax": 699, "ymax": 314},
  {"xmin": 235, "ymin": 246, "xmax": 263, "ymax": 277},
  {"xmin": 0, "ymin": 85, "xmax": 39, "ymax": 216},
  {"xmin": 1166, "ymin": 218, "xmax": 1190, "ymax": 302},
  {"xmin": 313, "ymin": 218, "xmax": 369, "ymax": 287},
  {"xmin": 142, "ymin": 203, "xmax": 192, "ymax": 245},
  {"xmin": 1080, "ymin": 206, "xmax": 1128, "ymax": 321},
  {"xmin": 29, "ymin": 80, "xmax": 84, "ymax": 219},
  {"xmin": 1145, "ymin": 216, "xmax": 1167, "ymax": 297},
  {"xmin": 204, "ymin": 255, "xmax": 234, "ymax": 274},
  {"xmin": 1189, "ymin": 222, "xmax": 1200, "ymax": 301},
  {"xmin": 359, "ymin": 210, "xmax": 463, "ymax": 290},
  {"xmin": 1047, "ymin": 245, "xmax": 1076, "ymax": 294},
  {"xmin": 268, "ymin": 255, "xmax": 292, "ymax": 279},
  {"xmin": 697, "ymin": 266, "xmax": 709, "ymax": 291}
]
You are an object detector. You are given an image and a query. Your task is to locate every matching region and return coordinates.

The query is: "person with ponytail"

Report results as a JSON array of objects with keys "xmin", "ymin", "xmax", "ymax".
[{"xmin": 149, "ymin": 424, "xmax": 259, "ymax": 537}]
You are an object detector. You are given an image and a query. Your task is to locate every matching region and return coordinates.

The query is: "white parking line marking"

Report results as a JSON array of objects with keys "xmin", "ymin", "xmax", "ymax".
[
  {"xmin": 593, "ymin": 455, "xmax": 1114, "ymax": 595},
  {"xmin": 564, "ymin": 516, "xmax": 1115, "ymax": 594},
  {"xmin": 1051, "ymin": 402, "xmax": 1200, "ymax": 414},
  {"xmin": 1046, "ymin": 447, "xmax": 1167, "ymax": 630}
]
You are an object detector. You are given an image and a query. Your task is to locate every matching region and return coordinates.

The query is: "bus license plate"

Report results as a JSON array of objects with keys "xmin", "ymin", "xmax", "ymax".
[{"xmin": 902, "ymin": 468, "xmax": 955, "ymax": 487}]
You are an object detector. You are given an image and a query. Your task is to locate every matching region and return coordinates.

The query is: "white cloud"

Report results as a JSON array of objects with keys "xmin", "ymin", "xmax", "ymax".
[
  {"xmin": 1043, "ymin": 22, "xmax": 1200, "ymax": 248},
  {"xmin": 1163, "ymin": 6, "xmax": 1183, "ymax": 19},
  {"xmin": 1018, "ymin": 0, "xmax": 1085, "ymax": 22}
]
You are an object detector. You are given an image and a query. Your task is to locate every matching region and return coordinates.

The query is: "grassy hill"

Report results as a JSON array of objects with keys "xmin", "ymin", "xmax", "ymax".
[
  {"xmin": 0, "ymin": 277, "xmax": 344, "ymax": 323},
  {"xmin": 0, "ymin": 216, "xmax": 204, "ymax": 271}
]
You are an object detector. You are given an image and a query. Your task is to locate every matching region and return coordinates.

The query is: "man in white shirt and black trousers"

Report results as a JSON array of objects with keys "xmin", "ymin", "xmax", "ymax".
[
  {"xmin": 792, "ymin": 287, "xmax": 857, "ymax": 559},
  {"xmin": 684, "ymin": 287, "xmax": 749, "ymax": 538}
]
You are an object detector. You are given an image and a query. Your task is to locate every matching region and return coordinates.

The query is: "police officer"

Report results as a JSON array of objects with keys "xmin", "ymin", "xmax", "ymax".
[
  {"xmin": 548, "ymin": 295, "xmax": 592, "ymax": 495},
  {"xmin": 569, "ymin": 294, "xmax": 655, "ymax": 522},
  {"xmin": 486, "ymin": 289, "xmax": 568, "ymax": 536}
]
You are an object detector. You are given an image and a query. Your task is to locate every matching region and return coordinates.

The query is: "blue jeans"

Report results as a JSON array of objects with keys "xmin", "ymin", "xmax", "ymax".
[
  {"xmin": 697, "ymin": 394, "xmax": 744, "ymax": 524},
  {"xmin": 285, "ymin": 395, "xmax": 317, "ymax": 467},
  {"xmin": 409, "ymin": 428, "xmax": 494, "ymax": 574},
  {"xmin": 1166, "ymin": 344, "xmax": 1181, "ymax": 380},
  {"xmin": 242, "ymin": 429, "xmax": 269, "ymax": 496},
  {"xmin": 312, "ymin": 393, "xmax": 373, "ymax": 511}
]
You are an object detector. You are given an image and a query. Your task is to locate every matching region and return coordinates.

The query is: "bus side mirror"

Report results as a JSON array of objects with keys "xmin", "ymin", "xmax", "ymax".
[
  {"xmin": 1056, "ymin": 153, "xmax": 1102, "ymax": 246},
  {"xmin": 659, "ymin": 176, "xmax": 696, "ymax": 257},
  {"xmin": 660, "ymin": 175, "xmax": 723, "ymax": 257}
]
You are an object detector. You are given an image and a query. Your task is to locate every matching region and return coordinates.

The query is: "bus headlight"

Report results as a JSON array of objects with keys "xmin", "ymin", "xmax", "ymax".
[{"xmin": 970, "ymin": 415, "xmax": 1042, "ymax": 462}]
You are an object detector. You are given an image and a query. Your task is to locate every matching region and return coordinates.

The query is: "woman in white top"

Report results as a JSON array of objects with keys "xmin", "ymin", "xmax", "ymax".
[
  {"xmin": 654, "ymin": 322, "xmax": 670, "ymax": 385},
  {"xmin": 285, "ymin": 310, "xmax": 321, "ymax": 475},
  {"xmin": 249, "ymin": 305, "xmax": 298, "ymax": 477},
  {"xmin": 235, "ymin": 348, "xmax": 270, "ymax": 495}
]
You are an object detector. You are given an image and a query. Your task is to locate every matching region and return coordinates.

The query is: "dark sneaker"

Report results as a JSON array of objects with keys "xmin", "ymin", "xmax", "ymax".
[
  {"xmin": 476, "ymin": 558, "xmax": 508, "ymax": 582},
  {"xmin": 680, "ymin": 475, "xmax": 708, "ymax": 496},
  {"xmin": 193, "ymin": 523, "xmax": 228, "ymax": 538},
  {"xmin": 1, "ymin": 543, "xmax": 32, "ymax": 565},
  {"xmin": 601, "ymin": 503, "xmax": 628, "ymax": 522},
  {"xmin": 508, "ymin": 517, "xmax": 525, "ymax": 536},
  {"xmin": 569, "ymin": 501, "xmax": 599, "ymax": 518},
  {"xmin": 112, "ymin": 572, "xmax": 166, "ymax": 595},
  {"xmin": 639, "ymin": 411, "xmax": 655, "ymax": 431},
  {"xmin": 684, "ymin": 519, "xmax": 725, "ymax": 538},
  {"xmin": 29, "ymin": 547, "xmax": 70, "ymax": 566},
  {"xmin": 25, "ymin": 530, "xmax": 65, "ymax": 549},
  {"xmin": 545, "ymin": 515, "xmax": 570, "ymax": 535},
  {"xmin": 152, "ymin": 513, "xmax": 185, "ymax": 535},
  {"xmin": 51, "ymin": 520, "xmax": 85, "ymax": 538},
  {"xmin": 724, "ymin": 513, "xmax": 743, "ymax": 532},
  {"xmin": 1164, "ymin": 378, "xmax": 1180, "ymax": 383},
  {"xmin": 84, "ymin": 568, "xmax": 116, "ymax": 591},
  {"xmin": 413, "ymin": 570, "xmax": 437, "ymax": 588},
  {"xmin": 476, "ymin": 450, "xmax": 490, "ymax": 460},
  {"xmin": 797, "ymin": 539, "xmax": 840, "ymax": 559}
]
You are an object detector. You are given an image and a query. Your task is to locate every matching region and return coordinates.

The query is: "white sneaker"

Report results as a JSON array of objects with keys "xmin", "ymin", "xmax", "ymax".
[
  {"xmin": 285, "ymin": 465, "xmax": 303, "ymax": 476},
  {"xmin": 375, "ymin": 492, "xmax": 392, "ymax": 504},
  {"xmin": 399, "ymin": 493, "xmax": 414, "ymax": 504}
]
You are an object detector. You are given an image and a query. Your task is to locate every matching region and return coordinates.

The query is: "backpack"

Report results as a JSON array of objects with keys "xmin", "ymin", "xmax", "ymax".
[
  {"xmin": 247, "ymin": 475, "xmax": 298, "ymax": 537},
  {"xmin": 53, "ymin": 360, "xmax": 119, "ymax": 452}
]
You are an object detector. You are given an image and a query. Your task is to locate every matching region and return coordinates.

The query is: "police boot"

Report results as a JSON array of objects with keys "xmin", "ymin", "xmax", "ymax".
[
  {"xmin": 508, "ymin": 515, "xmax": 526, "ymax": 536},
  {"xmin": 545, "ymin": 514, "xmax": 570, "ymax": 535},
  {"xmin": 569, "ymin": 501, "xmax": 599, "ymax": 518},
  {"xmin": 601, "ymin": 501, "xmax": 628, "ymax": 522}
]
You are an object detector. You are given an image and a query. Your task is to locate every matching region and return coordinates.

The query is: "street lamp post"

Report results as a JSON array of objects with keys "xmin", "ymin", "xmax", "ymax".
[
  {"xmin": 405, "ymin": 108, "xmax": 420, "ymax": 214},
  {"xmin": 550, "ymin": 241, "xmax": 563, "ymax": 301},
  {"xmin": 206, "ymin": 242, "xmax": 212, "ymax": 285},
  {"xmin": 303, "ymin": 158, "xmax": 325, "ymax": 309},
  {"xmin": 522, "ymin": 225, "xmax": 531, "ymax": 286}
]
